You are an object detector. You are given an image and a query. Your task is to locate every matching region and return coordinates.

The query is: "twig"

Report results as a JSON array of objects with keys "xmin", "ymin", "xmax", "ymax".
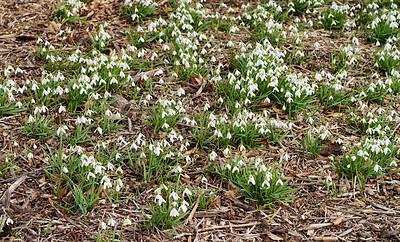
[
  {"xmin": 186, "ymin": 196, "xmax": 200, "ymax": 224},
  {"xmin": 391, "ymin": 122, "xmax": 400, "ymax": 136},
  {"xmin": 0, "ymin": 165, "xmax": 53, "ymax": 184},
  {"xmin": 198, "ymin": 222, "xmax": 262, "ymax": 232},
  {"xmin": 265, "ymin": 207, "xmax": 281, "ymax": 224},
  {"xmin": 0, "ymin": 175, "xmax": 27, "ymax": 208}
]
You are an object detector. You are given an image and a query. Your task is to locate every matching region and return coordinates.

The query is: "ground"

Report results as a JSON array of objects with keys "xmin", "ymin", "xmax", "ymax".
[{"xmin": 0, "ymin": 0, "xmax": 400, "ymax": 241}]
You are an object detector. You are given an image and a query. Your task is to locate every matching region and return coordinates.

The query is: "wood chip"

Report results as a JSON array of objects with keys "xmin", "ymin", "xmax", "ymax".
[
  {"xmin": 332, "ymin": 216, "xmax": 344, "ymax": 226},
  {"xmin": 267, "ymin": 232, "xmax": 283, "ymax": 241},
  {"xmin": 301, "ymin": 223, "xmax": 333, "ymax": 230}
]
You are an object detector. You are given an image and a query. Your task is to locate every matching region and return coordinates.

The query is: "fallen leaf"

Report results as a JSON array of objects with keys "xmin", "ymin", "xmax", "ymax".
[
  {"xmin": 225, "ymin": 190, "xmax": 237, "ymax": 201},
  {"xmin": 296, "ymin": 172, "xmax": 311, "ymax": 177},
  {"xmin": 40, "ymin": 194, "xmax": 55, "ymax": 199},
  {"xmin": 332, "ymin": 216, "xmax": 344, "ymax": 226},
  {"xmin": 267, "ymin": 232, "xmax": 283, "ymax": 241},
  {"xmin": 55, "ymin": 187, "xmax": 68, "ymax": 201},
  {"xmin": 314, "ymin": 236, "xmax": 338, "ymax": 241},
  {"xmin": 38, "ymin": 176, "xmax": 46, "ymax": 184},
  {"xmin": 272, "ymin": 106, "xmax": 283, "ymax": 114},
  {"xmin": 301, "ymin": 223, "xmax": 332, "ymax": 230},
  {"xmin": 320, "ymin": 141, "xmax": 342, "ymax": 156},
  {"xmin": 210, "ymin": 197, "xmax": 221, "ymax": 208},
  {"xmin": 180, "ymin": 176, "xmax": 192, "ymax": 184}
]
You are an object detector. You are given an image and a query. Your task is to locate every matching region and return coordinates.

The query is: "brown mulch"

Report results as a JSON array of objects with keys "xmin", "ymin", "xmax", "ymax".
[{"xmin": 0, "ymin": 0, "xmax": 399, "ymax": 241}]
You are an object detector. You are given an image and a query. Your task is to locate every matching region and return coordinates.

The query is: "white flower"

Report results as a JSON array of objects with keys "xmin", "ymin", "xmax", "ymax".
[
  {"xmin": 204, "ymin": 102, "xmax": 210, "ymax": 111},
  {"xmin": 374, "ymin": 164, "xmax": 382, "ymax": 173},
  {"xmin": 248, "ymin": 175, "xmax": 256, "ymax": 185},
  {"xmin": 100, "ymin": 221, "xmax": 107, "ymax": 230},
  {"xmin": 177, "ymin": 87, "xmax": 185, "ymax": 97},
  {"xmin": 390, "ymin": 160, "xmax": 397, "ymax": 167},
  {"xmin": 223, "ymin": 148, "xmax": 230, "ymax": 157},
  {"xmin": 261, "ymin": 180, "xmax": 270, "ymax": 189},
  {"xmin": 57, "ymin": 125, "xmax": 69, "ymax": 136},
  {"xmin": 170, "ymin": 192, "xmax": 180, "ymax": 200},
  {"xmin": 87, "ymin": 172, "xmax": 96, "ymax": 179},
  {"xmin": 179, "ymin": 201, "xmax": 188, "ymax": 213},
  {"xmin": 170, "ymin": 208, "xmax": 179, "ymax": 217},
  {"xmin": 101, "ymin": 176, "xmax": 112, "ymax": 190},
  {"xmin": 276, "ymin": 179, "xmax": 283, "ymax": 186},
  {"xmin": 326, "ymin": 175, "xmax": 332, "ymax": 186},
  {"xmin": 209, "ymin": 151, "xmax": 217, "ymax": 161},
  {"xmin": 116, "ymin": 167, "xmax": 123, "ymax": 174},
  {"xmin": 155, "ymin": 194, "xmax": 166, "ymax": 206},
  {"xmin": 108, "ymin": 217, "xmax": 116, "ymax": 227},
  {"xmin": 232, "ymin": 166, "xmax": 239, "ymax": 173},
  {"xmin": 123, "ymin": 218, "xmax": 132, "ymax": 226},
  {"xmin": 107, "ymin": 163, "xmax": 115, "ymax": 171},
  {"xmin": 172, "ymin": 165, "xmax": 183, "ymax": 173},
  {"xmin": 183, "ymin": 188, "xmax": 192, "ymax": 197},
  {"xmin": 6, "ymin": 217, "xmax": 13, "ymax": 225},
  {"xmin": 63, "ymin": 167, "xmax": 68, "ymax": 173},
  {"xmin": 95, "ymin": 127, "xmax": 103, "ymax": 135}
]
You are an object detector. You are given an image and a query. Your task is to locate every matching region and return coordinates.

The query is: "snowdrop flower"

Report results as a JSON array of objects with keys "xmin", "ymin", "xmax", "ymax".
[
  {"xmin": 223, "ymin": 148, "xmax": 230, "ymax": 157},
  {"xmin": 27, "ymin": 153, "xmax": 33, "ymax": 160},
  {"xmin": 58, "ymin": 106, "xmax": 66, "ymax": 113},
  {"xmin": 326, "ymin": 174, "xmax": 333, "ymax": 187},
  {"xmin": 248, "ymin": 175, "xmax": 256, "ymax": 185},
  {"xmin": 107, "ymin": 163, "xmax": 115, "ymax": 171},
  {"xmin": 170, "ymin": 192, "xmax": 180, "ymax": 200},
  {"xmin": 177, "ymin": 87, "xmax": 185, "ymax": 97},
  {"xmin": 170, "ymin": 208, "xmax": 179, "ymax": 217},
  {"xmin": 123, "ymin": 218, "xmax": 132, "ymax": 226},
  {"xmin": 204, "ymin": 102, "xmax": 210, "ymax": 111},
  {"xmin": 101, "ymin": 176, "xmax": 112, "ymax": 190},
  {"xmin": 183, "ymin": 188, "xmax": 192, "ymax": 197},
  {"xmin": 116, "ymin": 167, "xmax": 123, "ymax": 174},
  {"xmin": 172, "ymin": 165, "xmax": 183, "ymax": 173},
  {"xmin": 63, "ymin": 167, "xmax": 69, "ymax": 173},
  {"xmin": 87, "ymin": 172, "xmax": 96, "ymax": 179},
  {"xmin": 16, "ymin": 101, "xmax": 23, "ymax": 108},
  {"xmin": 262, "ymin": 180, "xmax": 270, "ymax": 189},
  {"xmin": 209, "ymin": 151, "xmax": 217, "ymax": 161},
  {"xmin": 155, "ymin": 194, "xmax": 166, "ymax": 206},
  {"xmin": 57, "ymin": 125, "xmax": 69, "ymax": 136},
  {"xmin": 374, "ymin": 164, "xmax": 382, "ymax": 173},
  {"xmin": 232, "ymin": 166, "xmax": 239, "ymax": 173},
  {"xmin": 108, "ymin": 217, "xmax": 116, "ymax": 227},
  {"xmin": 100, "ymin": 221, "xmax": 107, "ymax": 230},
  {"xmin": 180, "ymin": 200, "xmax": 189, "ymax": 213},
  {"xmin": 95, "ymin": 127, "xmax": 103, "ymax": 135},
  {"xmin": 27, "ymin": 115, "xmax": 35, "ymax": 123},
  {"xmin": 6, "ymin": 217, "xmax": 13, "ymax": 225}
]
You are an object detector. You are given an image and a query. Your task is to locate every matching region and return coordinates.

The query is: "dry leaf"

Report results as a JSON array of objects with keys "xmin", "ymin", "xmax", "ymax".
[
  {"xmin": 296, "ymin": 172, "xmax": 311, "ymax": 177},
  {"xmin": 302, "ymin": 223, "xmax": 332, "ymax": 230},
  {"xmin": 40, "ymin": 194, "xmax": 55, "ymax": 199},
  {"xmin": 56, "ymin": 187, "xmax": 68, "ymax": 201},
  {"xmin": 332, "ymin": 216, "xmax": 344, "ymax": 226},
  {"xmin": 180, "ymin": 176, "xmax": 192, "ymax": 184},
  {"xmin": 314, "ymin": 237, "xmax": 338, "ymax": 241},
  {"xmin": 38, "ymin": 176, "xmax": 46, "ymax": 184},
  {"xmin": 225, "ymin": 190, "xmax": 237, "ymax": 201},
  {"xmin": 210, "ymin": 197, "xmax": 221, "ymax": 208},
  {"xmin": 272, "ymin": 106, "xmax": 283, "ymax": 114},
  {"xmin": 267, "ymin": 232, "xmax": 283, "ymax": 241}
]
